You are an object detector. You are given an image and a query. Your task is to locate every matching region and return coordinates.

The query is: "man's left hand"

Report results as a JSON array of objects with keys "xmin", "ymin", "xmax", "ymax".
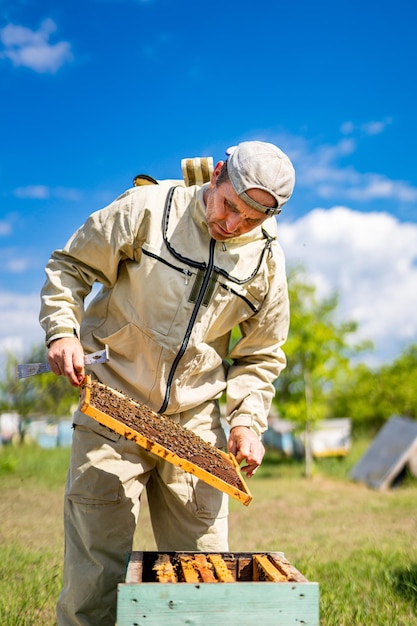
[{"xmin": 228, "ymin": 426, "xmax": 265, "ymax": 478}]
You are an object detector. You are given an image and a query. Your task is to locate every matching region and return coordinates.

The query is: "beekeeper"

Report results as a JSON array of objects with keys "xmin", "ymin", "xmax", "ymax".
[{"xmin": 40, "ymin": 140, "xmax": 295, "ymax": 626}]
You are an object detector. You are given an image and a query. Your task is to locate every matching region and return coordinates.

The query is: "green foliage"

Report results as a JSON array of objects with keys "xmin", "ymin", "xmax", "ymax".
[
  {"xmin": 331, "ymin": 344, "xmax": 417, "ymax": 429},
  {"xmin": 0, "ymin": 345, "xmax": 78, "ymax": 419},
  {"xmin": 274, "ymin": 266, "xmax": 369, "ymax": 427},
  {"xmin": 272, "ymin": 266, "xmax": 417, "ymax": 437}
]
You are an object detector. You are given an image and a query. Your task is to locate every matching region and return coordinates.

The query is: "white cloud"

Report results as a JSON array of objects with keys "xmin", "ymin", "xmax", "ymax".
[
  {"xmin": 280, "ymin": 207, "xmax": 417, "ymax": 364},
  {"xmin": 0, "ymin": 286, "xmax": 101, "ymax": 366},
  {"xmin": 0, "ymin": 18, "xmax": 72, "ymax": 73},
  {"xmin": 361, "ymin": 120, "xmax": 390, "ymax": 135},
  {"xmin": 0, "ymin": 218, "xmax": 12, "ymax": 236},
  {"xmin": 340, "ymin": 118, "xmax": 392, "ymax": 136},
  {"xmin": 13, "ymin": 185, "xmax": 82, "ymax": 201},
  {"xmin": 0, "ymin": 246, "xmax": 44, "ymax": 274},
  {"xmin": 14, "ymin": 185, "xmax": 50, "ymax": 199},
  {"xmin": 6, "ymin": 258, "xmax": 31, "ymax": 273},
  {"xmin": 0, "ymin": 291, "xmax": 44, "ymax": 361},
  {"xmin": 1, "ymin": 207, "xmax": 416, "ymax": 368},
  {"xmin": 346, "ymin": 175, "xmax": 417, "ymax": 203},
  {"xmin": 285, "ymin": 133, "xmax": 417, "ymax": 206},
  {"xmin": 0, "ymin": 213, "xmax": 19, "ymax": 237}
]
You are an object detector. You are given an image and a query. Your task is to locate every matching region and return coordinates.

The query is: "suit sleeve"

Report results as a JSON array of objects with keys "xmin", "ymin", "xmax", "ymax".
[
  {"xmin": 225, "ymin": 244, "xmax": 289, "ymax": 437},
  {"xmin": 39, "ymin": 192, "xmax": 138, "ymax": 346}
]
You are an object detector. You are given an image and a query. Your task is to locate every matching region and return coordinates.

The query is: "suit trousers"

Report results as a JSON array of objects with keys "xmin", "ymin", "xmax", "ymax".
[{"xmin": 56, "ymin": 408, "xmax": 229, "ymax": 626}]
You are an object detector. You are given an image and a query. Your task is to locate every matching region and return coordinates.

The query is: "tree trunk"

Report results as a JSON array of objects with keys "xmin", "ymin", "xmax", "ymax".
[{"xmin": 304, "ymin": 369, "xmax": 313, "ymax": 478}]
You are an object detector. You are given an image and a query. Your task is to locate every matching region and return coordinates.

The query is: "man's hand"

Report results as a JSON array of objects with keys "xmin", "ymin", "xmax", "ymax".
[
  {"xmin": 47, "ymin": 337, "xmax": 85, "ymax": 387},
  {"xmin": 228, "ymin": 426, "xmax": 265, "ymax": 478}
]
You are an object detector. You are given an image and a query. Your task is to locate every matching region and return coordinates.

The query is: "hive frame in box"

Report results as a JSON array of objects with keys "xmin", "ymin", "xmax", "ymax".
[
  {"xmin": 117, "ymin": 551, "xmax": 320, "ymax": 626},
  {"xmin": 79, "ymin": 376, "xmax": 252, "ymax": 505}
]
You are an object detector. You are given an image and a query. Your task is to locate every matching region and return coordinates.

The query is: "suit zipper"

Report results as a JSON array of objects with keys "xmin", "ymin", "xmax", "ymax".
[
  {"xmin": 142, "ymin": 248, "xmax": 193, "ymax": 280},
  {"xmin": 158, "ymin": 238, "xmax": 216, "ymax": 413}
]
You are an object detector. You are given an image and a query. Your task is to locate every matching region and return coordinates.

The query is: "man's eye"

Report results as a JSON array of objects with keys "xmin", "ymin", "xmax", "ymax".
[{"xmin": 225, "ymin": 200, "xmax": 238, "ymax": 213}]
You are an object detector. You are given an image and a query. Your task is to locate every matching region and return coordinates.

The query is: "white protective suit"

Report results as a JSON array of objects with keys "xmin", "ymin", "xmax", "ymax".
[
  {"xmin": 39, "ymin": 179, "xmax": 290, "ymax": 626},
  {"xmin": 41, "ymin": 181, "xmax": 289, "ymax": 436}
]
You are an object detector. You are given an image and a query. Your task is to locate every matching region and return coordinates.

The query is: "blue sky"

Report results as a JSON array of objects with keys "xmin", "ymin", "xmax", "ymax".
[{"xmin": 1, "ymin": 0, "xmax": 417, "ymax": 366}]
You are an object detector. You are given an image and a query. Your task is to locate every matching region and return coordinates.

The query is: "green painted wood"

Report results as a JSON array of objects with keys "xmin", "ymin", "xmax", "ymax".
[{"xmin": 117, "ymin": 581, "xmax": 319, "ymax": 626}]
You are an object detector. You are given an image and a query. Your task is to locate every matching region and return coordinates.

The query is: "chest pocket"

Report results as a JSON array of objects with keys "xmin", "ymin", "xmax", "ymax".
[{"xmin": 127, "ymin": 242, "xmax": 194, "ymax": 337}]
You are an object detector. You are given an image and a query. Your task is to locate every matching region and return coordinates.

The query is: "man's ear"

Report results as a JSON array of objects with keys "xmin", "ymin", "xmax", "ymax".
[{"xmin": 210, "ymin": 160, "xmax": 225, "ymax": 186}]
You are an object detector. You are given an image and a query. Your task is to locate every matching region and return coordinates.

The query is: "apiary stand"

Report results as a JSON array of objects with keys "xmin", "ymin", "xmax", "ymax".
[{"xmin": 117, "ymin": 551, "xmax": 319, "ymax": 626}]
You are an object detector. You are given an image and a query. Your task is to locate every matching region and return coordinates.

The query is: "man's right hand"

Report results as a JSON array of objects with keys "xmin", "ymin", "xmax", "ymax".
[{"xmin": 47, "ymin": 337, "xmax": 85, "ymax": 387}]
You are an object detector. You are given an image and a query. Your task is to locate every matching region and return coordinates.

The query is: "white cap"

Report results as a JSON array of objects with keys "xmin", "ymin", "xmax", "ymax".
[{"xmin": 226, "ymin": 141, "xmax": 295, "ymax": 215}]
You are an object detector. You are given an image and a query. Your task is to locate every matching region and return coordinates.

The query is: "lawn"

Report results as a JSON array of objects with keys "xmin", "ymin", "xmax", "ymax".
[{"xmin": 0, "ymin": 440, "xmax": 416, "ymax": 625}]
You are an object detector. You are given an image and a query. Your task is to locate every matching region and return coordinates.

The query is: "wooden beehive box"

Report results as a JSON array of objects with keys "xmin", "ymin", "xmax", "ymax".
[
  {"xmin": 117, "ymin": 551, "xmax": 319, "ymax": 625},
  {"xmin": 79, "ymin": 376, "xmax": 252, "ymax": 505}
]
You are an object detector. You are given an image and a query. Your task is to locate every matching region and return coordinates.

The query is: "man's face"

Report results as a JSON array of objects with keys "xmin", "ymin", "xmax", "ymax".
[{"xmin": 204, "ymin": 162, "xmax": 275, "ymax": 241}]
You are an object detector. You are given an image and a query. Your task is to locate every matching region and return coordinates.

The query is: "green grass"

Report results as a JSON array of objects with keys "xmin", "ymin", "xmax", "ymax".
[
  {"xmin": 0, "ymin": 543, "xmax": 61, "ymax": 626},
  {"xmin": 1, "ymin": 440, "xmax": 417, "ymax": 625},
  {"xmin": 0, "ymin": 444, "xmax": 69, "ymax": 625},
  {"xmin": 0, "ymin": 442, "xmax": 70, "ymax": 488}
]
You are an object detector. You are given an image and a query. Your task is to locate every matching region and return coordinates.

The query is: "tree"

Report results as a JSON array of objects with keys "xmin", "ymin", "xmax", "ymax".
[
  {"xmin": 0, "ymin": 344, "xmax": 79, "ymax": 442},
  {"xmin": 274, "ymin": 267, "xmax": 371, "ymax": 476},
  {"xmin": 330, "ymin": 343, "xmax": 417, "ymax": 431}
]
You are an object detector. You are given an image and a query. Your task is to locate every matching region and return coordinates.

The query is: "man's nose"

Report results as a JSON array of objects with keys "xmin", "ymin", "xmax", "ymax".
[{"xmin": 225, "ymin": 213, "xmax": 241, "ymax": 233}]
